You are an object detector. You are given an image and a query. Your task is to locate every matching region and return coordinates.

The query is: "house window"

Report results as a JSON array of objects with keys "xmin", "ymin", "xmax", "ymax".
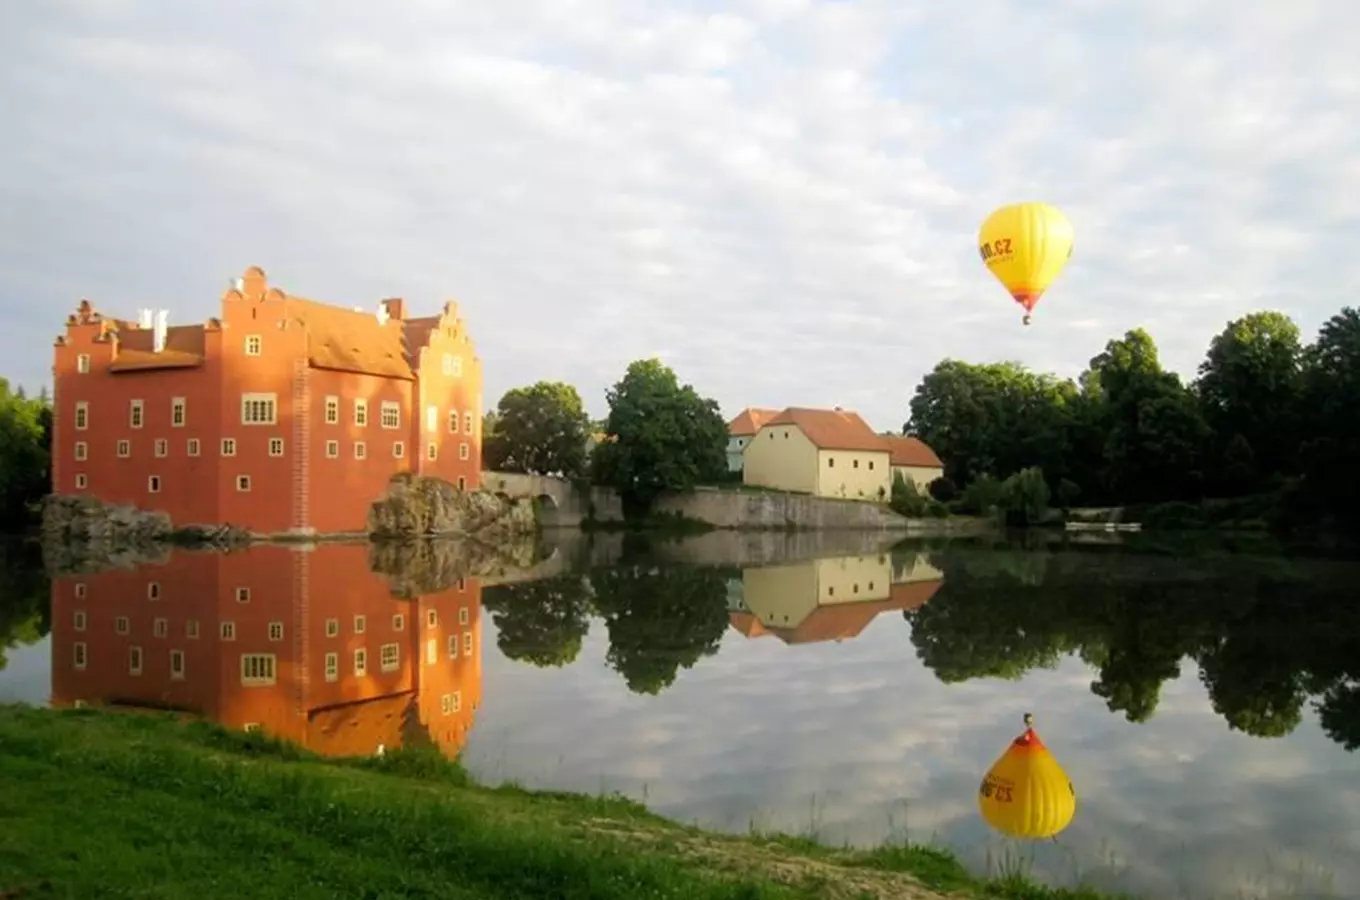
[
  {"xmin": 442, "ymin": 353, "xmax": 455, "ymax": 376},
  {"xmin": 426, "ymin": 638, "xmax": 437, "ymax": 665},
  {"xmin": 115, "ymin": 616, "xmax": 129, "ymax": 635},
  {"xmin": 147, "ymin": 582, "xmax": 161, "ymax": 600},
  {"xmin": 241, "ymin": 393, "xmax": 277, "ymax": 425},
  {"xmin": 74, "ymin": 401, "xmax": 88, "ymax": 430},
  {"xmin": 380, "ymin": 643, "xmax": 400, "ymax": 672},
  {"xmin": 354, "ymin": 648, "xmax": 367, "ymax": 676},
  {"xmin": 244, "ymin": 335, "xmax": 262, "ymax": 356},
  {"xmin": 354, "ymin": 441, "xmax": 367, "ymax": 460},
  {"xmin": 240, "ymin": 653, "xmax": 276, "ymax": 686},
  {"xmin": 187, "ymin": 438, "xmax": 200, "ymax": 456},
  {"xmin": 74, "ymin": 610, "xmax": 87, "ymax": 632},
  {"xmin": 448, "ymin": 410, "xmax": 459, "ymax": 433},
  {"xmin": 187, "ymin": 619, "xmax": 200, "ymax": 639},
  {"xmin": 325, "ymin": 618, "xmax": 339, "ymax": 637},
  {"xmin": 354, "ymin": 615, "xmax": 366, "ymax": 634},
  {"xmin": 426, "ymin": 405, "xmax": 437, "ymax": 432},
  {"xmin": 117, "ymin": 440, "xmax": 131, "ymax": 458},
  {"xmin": 268, "ymin": 437, "xmax": 285, "ymax": 457},
  {"xmin": 268, "ymin": 621, "xmax": 283, "ymax": 642},
  {"xmin": 129, "ymin": 399, "xmax": 144, "ymax": 428},
  {"xmin": 324, "ymin": 396, "xmax": 339, "ymax": 424},
  {"xmin": 459, "ymin": 442, "xmax": 470, "ymax": 461},
  {"xmin": 441, "ymin": 693, "xmax": 454, "ymax": 715},
  {"xmin": 235, "ymin": 587, "xmax": 250, "ymax": 603},
  {"xmin": 447, "ymin": 635, "xmax": 458, "ymax": 659},
  {"xmin": 464, "ymin": 412, "xmax": 474, "ymax": 434},
  {"xmin": 458, "ymin": 607, "xmax": 470, "ymax": 626},
  {"xmin": 457, "ymin": 476, "xmax": 466, "ymax": 491},
  {"xmin": 380, "ymin": 401, "xmax": 400, "ymax": 429},
  {"xmin": 828, "ymin": 457, "xmax": 835, "ymax": 467},
  {"xmin": 463, "ymin": 632, "xmax": 473, "ymax": 655},
  {"xmin": 171, "ymin": 397, "xmax": 186, "ymax": 427},
  {"xmin": 325, "ymin": 440, "xmax": 339, "ymax": 458},
  {"xmin": 392, "ymin": 614, "xmax": 404, "ymax": 632},
  {"xmin": 74, "ymin": 441, "xmax": 87, "ymax": 461},
  {"xmin": 221, "ymin": 438, "xmax": 237, "ymax": 456},
  {"xmin": 354, "ymin": 399, "xmax": 368, "ymax": 426},
  {"xmin": 324, "ymin": 652, "xmax": 339, "ymax": 682},
  {"xmin": 853, "ymin": 459, "xmax": 859, "ymax": 469},
  {"xmin": 153, "ymin": 617, "xmax": 167, "ymax": 638},
  {"xmin": 426, "ymin": 442, "xmax": 437, "ymax": 461},
  {"xmin": 220, "ymin": 621, "xmax": 236, "ymax": 641},
  {"xmin": 74, "ymin": 473, "xmax": 88, "ymax": 490},
  {"xmin": 74, "ymin": 582, "xmax": 87, "ymax": 599},
  {"xmin": 451, "ymin": 691, "xmax": 462, "ymax": 713},
  {"xmin": 869, "ymin": 461, "xmax": 875, "ymax": 470},
  {"xmin": 236, "ymin": 475, "xmax": 251, "ymax": 492},
  {"xmin": 427, "ymin": 609, "xmax": 437, "ymax": 628},
  {"xmin": 73, "ymin": 642, "xmax": 87, "ymax": 670},
  {"xmin": 392, "ymin": 441, "xmax": 404, "ymax": 459},
  {"xmin": 129, "ymin": 646, "xmax": 143, "ymax": 675},
  {"xmin": 77, "ymin": 354, "xmax": 90, "ymax": 374},
  {"xmin": 170, "ymin": 650, "xmax": 185, "ymax": 680},
  {"xmin": 154, "ymin": 439, "xmax": 168, "ymax": 458}
]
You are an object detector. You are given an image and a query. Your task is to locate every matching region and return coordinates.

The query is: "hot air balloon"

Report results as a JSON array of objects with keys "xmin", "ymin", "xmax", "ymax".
[
  {"xmin": 977, "ymin": 202, "xmax": 1074, "ymax": 326},
  {"xmin": 977, "ymin": 714, "xmax": 1076, "ymax": 840}
]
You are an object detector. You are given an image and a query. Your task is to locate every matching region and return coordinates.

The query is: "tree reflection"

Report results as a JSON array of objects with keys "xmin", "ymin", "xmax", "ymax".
[
  {"xmin": 0, "ymin": 542, "xmax": 49, "ymax": 673},
  {"xmin": 482, "ymin": 576, "xmax": 592, "ymax": 668},
  {"xmin": 906, "ymin": 545, "xmax": 1360, "ymax": 751},
  {"xmin": 589, "ymin": 564, "xmax": 731, "ymax": 695}
]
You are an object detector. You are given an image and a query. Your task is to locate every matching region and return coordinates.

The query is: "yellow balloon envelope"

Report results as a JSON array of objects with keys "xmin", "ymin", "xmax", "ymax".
[
  {"xmin": 977, "ymin": 714, "xmax": 1076, "ymax": 840},
  {"xmin": 977, "ymin": 202, "xmax": 1074, "ymax": 325}
]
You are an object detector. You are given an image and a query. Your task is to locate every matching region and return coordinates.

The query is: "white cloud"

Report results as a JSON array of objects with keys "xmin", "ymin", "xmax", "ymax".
[{"xmin": 3, "ymin": 1, "xmax": 1358, "ymax": 425}]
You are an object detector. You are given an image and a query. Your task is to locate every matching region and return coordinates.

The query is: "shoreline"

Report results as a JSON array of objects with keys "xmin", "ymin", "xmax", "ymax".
[{"xmin": 0, "ymin": 704, "xmax": 1132, "ymax": 900}]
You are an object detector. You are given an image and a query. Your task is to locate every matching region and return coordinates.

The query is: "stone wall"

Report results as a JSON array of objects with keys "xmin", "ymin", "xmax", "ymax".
[
  {"xmin": 368, "ymin": 474, "xmax": 538, "ymax": 540},
  {"xmin": 653, "ymin": 487, "xmax": 991, "ymax": 534},
  {"xmin": 40, "ymin": 494, "xmax": 252, "ymax": 572}
]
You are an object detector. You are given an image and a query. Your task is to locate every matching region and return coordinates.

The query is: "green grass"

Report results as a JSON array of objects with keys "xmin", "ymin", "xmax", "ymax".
[{"xmin": 0, "ymin": 705, "xmax": 1133, "ymax": 900}]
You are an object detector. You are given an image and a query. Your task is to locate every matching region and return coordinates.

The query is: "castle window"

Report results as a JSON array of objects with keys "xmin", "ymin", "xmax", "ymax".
[
  {"xmin": 354, "ymin": 648, "xmax": 367, "ymax": 676},
  {"xmin": 354, "ymin": 441, "xmax": 367, "ymax": 460},
  {"xmin": 74, "ymin": 441, "xmax": 87, "ymax": 461},
  {"xmin": 117, "ymin": 440, "xmax": 130, "ymax": 458},
  {"xmin": 74, "ymin": 610, "xmax": 87, "ymax": 631},
  {"xmin": 221, "ymin": 438, "xmax": 237, "ymax": 456},
  {"xmin": 426, "ymin": 405, "xmax": 437, "ymax": 432},
  {"xmin": 268, "ymin": 621, "xmax": 283, "ymax": 642},
  {"xmin": 324, "ymin": 653, "xmax": 338, "ymax": 682},
  {"xmin": 442, "ymin": 353, "xmax": 455, "ymax": 376},
  {"xmin": 464, "ymin": 412, "xmax": 474, "ymax": 434},
  {"xmin": 236, "ymin": 475, "xmax": 251, "ymax": 492},
  {"xmin": 147, "ymin": 475, "xmax": 162, "ymax": 493},
  {"xmin": 187, "ymin": 438, "xmax": 200, "ymax": 456},
  {"xmin": 73, "ymin": 642, "xmax": 87, "ymax": 670},
  {"xmin": 354, "ymin": 399, "xmax": 368, "ymax": 426},
  {"xmin": 393, "ymin": 441, "xmax": 405, "ymax": 459},
  {"xmin": 380, "ymin": 401, "xmax": 400, "ymax": 429},
  {"xmin": 448, "ymin": 409, "xmax": 459, "ymax": 433},
  {"xmin": 129, "ymin": 646, "xmax": 143, "ymax": 675},
  {"xmin": 74, "ymin": 401, "xmax": 88, "ymax": 430},
  {"xmin": 77, "ymin": 354, "xmax": 90, "ymax": 374},
  {"xmin": 426, "ymin": 442, "xmax": 437, "ymax": 461},
  {"xmin": 325, "ymin": 440, "xmax": 339, "ymax": 458},
  {"xmin": 380, "ymin": 643, "xmax": 400, "ymax": 672},
  {"xmin": 241, "ymin": 393, "xmax": 277, "ymax": 425},
  {"xmin": 458, "ymin": 441, "xmax": 470, "ymax": 461},
  {"xmin": 170, "ymin": 650, "xmax": 185, "ymax": 680},
  {"xmin": 240, "ymin": 653, "xmax": 276, "ymax": 686},
  {"xmin": 154, "ymin": 439, "xmax": 168, "ymax": 458},
  {"xmin": 171, "ymin": 397, "xmax": 186, "ymax": 427},
  {"xmin": 129, "ymin": 399, "xmax": 144, "ymax": 428},
  {"xmin": 268, "ymin": 437, "xmax": 285, "ymax": 457},
  {"xmin": 324, "ymin": 396, "xmax": 339, "ymax": 424},
  {"xmin": 74, "ymin": 472, "xmax": 88, "ymax": 490},
  {"xmin": 244, "ymin": 335, "xmax": 262, "ymax": 356}
]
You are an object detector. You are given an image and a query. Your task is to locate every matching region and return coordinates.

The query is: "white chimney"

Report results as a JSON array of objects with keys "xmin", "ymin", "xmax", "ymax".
[
  {"xmin": 375, "ymin": 303, "xmax": 390, "ymax": 326},
  {"xmin": 138, "ymin": 308, "xmax": 153, "ymax": 329},
  {"xmin": 153, "ymin": 310, "xmax": 168, "ymax": 353}
]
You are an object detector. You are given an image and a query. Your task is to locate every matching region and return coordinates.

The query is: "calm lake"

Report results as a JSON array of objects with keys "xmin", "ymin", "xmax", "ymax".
[{"xmin": 0, "ymin": 531, "xmax": 1355, "ymax": 900}]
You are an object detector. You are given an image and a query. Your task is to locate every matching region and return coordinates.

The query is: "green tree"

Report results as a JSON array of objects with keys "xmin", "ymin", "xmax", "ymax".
[
  {"xmin": 480, "ymin": 575, "xmax": 592, "ymax": 667},
  {"xmin": 890, "ymin": 472, "xmax": 927, "ymax": 517},
  {"xmin": 482, "ymin": 382, "xmax": 591, "ymax": 478},
  {"xmin": 1297, "ymin": 308, "xmax": 1360, "ymax": 527},
  {"xmin": 589, "ymin": 564, "xmax": 730, "ymax": 694},
  {"xmin": 1000, "ymin": 466, "xmax": 1050, "ymax": 526},
  {"xmin": 0, "ymin": 541, "xmax": 50, "ymax": 672},
  {"xmin": 591, "ymin": 359, "xmax": 727, "ymax": 513},
  {"xmin": 1195, "ymin": 312, "xmax": 1304, "ymax": 489},
  {"xmin": 0, "ymin": 380, "xmax": 51, "ymax": 529}
]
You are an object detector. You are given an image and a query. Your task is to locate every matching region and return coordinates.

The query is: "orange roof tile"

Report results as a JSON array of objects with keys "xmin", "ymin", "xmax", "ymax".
[
  {"xmin": 883, "ymin": 435, "xmax": 943, "ymax": 468},
  {"xmin": 746, "ymin": 580, "xmax": 942, "ymax": 645},
  {"xmin": 108, "ymin": 324, "xmax": 207, "ymax": 372},
  {"xmin": 727, "ymin": 611, "xmax": 771, "ymax": 638},
  {"xmin": 764, "ymin": 407, "xmax": 888, "ymax": 452},
  {"xmin": 287, "ymin": 297, "xmax": 415, "ymax": 381},
  {"xmin": 727, "ymin": 407, "xmax": 782, "ymax": 436}
]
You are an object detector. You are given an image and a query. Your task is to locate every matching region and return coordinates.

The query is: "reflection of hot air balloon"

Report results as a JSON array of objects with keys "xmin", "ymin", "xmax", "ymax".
[
  {"xmin": 977, "ymin": 713, "xmax": 1076, "ymax": 840},
  {"xmin": 977, "ymin": 202, "xmax": 1074, "ymax": 326}
]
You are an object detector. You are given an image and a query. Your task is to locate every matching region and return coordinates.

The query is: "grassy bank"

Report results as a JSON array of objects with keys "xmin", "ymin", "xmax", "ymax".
[{"xmin": 0, "ymin": 705, "xmax": 1128, "ymax": 900}]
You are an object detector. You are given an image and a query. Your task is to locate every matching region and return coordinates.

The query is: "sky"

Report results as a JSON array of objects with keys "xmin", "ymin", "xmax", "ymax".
[{"xmin": 4, "ymin": 1, "xmax": 1359, "ymax": 430}]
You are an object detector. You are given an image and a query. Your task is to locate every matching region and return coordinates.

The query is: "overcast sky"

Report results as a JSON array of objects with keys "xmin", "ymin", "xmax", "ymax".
[{"xmin": 4, "ymin": 1, "xmax": 1358, "ymax": 428}]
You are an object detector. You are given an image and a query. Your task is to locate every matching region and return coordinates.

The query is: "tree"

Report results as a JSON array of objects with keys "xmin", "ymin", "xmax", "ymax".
[
  {"xmin": 480, "ymin": 576, "xmax": 592, "ymax": 667},
  {"xmin": 591, "ymin": 359, "xmax": 727, "ymax": 513},
  {"xmin": 0, "ymin": 542, "xmax": 50, "ymax": 673},
  {"xmin": 1196, "ymin": 312, "xmax": 1304, "ymax": 489},
  {"xmin": 0, "ymin": 379, "xmax": 51, "ymax": 529},
  {"xmin": 481, "ymin": 381, "xmax": 591, "ymax": 478},
  {"xmin": 1297, "ymin": 308, "xmax": 1360, "ymax": 526}
]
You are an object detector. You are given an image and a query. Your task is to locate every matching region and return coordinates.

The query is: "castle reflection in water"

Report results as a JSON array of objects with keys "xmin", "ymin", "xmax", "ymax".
[{"xmin": 49, "ymin": 543, "xmax": 482, "ymax": 758}]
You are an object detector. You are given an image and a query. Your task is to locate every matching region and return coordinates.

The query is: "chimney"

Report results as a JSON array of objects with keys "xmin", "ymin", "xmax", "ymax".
[
  {"xmin": 138, "ymin": 308, "xmax": 153, "ymax": 329},
  {"xmin": 153, "ymin": 310, "xmax": 168, "ymax": 353},
  {"xmin": 381, "ymin": 298, "xmax": 406, "ymax": 321},
  {"xmin": 375, "ymin": 303, "xmax": 390, "ymax": 326}
]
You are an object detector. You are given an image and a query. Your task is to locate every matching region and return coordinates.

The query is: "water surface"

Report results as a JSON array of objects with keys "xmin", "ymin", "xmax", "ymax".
[{"xmin": 0, "ymin": 533, "xmax": 1355, "ymax": 900}]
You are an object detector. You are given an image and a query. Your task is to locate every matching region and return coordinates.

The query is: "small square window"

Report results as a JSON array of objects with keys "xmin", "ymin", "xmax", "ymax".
[
  {"xmin": 154, "ymin": 439, "xmax": 168, "ymax": 458},
  {"xmin": 220, "ymin": 621, "xmax": 236, "ymax": 641},
  {"xmin": 73, "ymin": 610, "xmax": 87, "ymax": 632},
  {"xmin": 354, "ymin": 615, "xmax": 366, "ymax": 634},
  {"xmin": 76, "ymin": 354, "xmax": 90, "ymax": 374},
  {"xmin": 380, "ymin": 643, "xmax": 400, "ymax": 672},
  {"xmin": 148, "ymin": 475, "xmax": 162, "ymax": 493},
  {"xmin": 427, "ymin": 609, "xmax": 438, "ymax": 628},
  {"xmin": 153, "ymin": 617, "xmax": 168, "ymax": 638},
  {"xmin": 221, "ymin": 438, "xmax": 237, "ymax": 457},
  {"xmin": 459, "ymin": 607, "xmax": 470, "ymax": 626},
  {"xmin": 187, "ymin": 438, "xmax": 200, "ymax": 456},
  {"xmin": 426, "ymin": 442, "xmax": 438, "ymax": 460},
  {"xmin": 325, "ymin": 618, "xmax": 339, "ymax": 638},
  {"xmin": 74, "ymin": 441, "xmax": 87, "ymax": 461},
  {"xmin": 354, "ymin": 441, "xmax": 367, "ymax": 460},
  {"xmin": 117, "ymin": 440, "xmax": 130, "ymax": 458},
  {"xmin": 324, "ymin": 652, "xmax": 339, "ymax": 682},
  {"xmin": 74, "ymin": 473, "xmax": 88, "ymax": 490},
  {"xmin": 147, "ymin": 582, "xmax": 161, "ymax": 601},
  {"xmin": 236, "ymin": 475, "xmax": 251, "ymax": 492},
  {"xmin": 459, "ymin": 442, "xmax": 470, "ymax": 461},
  {"xmin": 380, "ymin": 401, "xmax": 400, "ymax": 430},
  {"xmin": 325, "ymin": 440, "xmax": 339, "ymax": 459},
  {"xmin": 244, "ymin": 335, "xmax": 262, "ymax": 356},
  {"xmin": 392, "ymin": 614, "xmax": 405, "ymax": 631},
  {"xmin": 268, "ymin": 437, "xmax": 285, "ymax": 457},
  {"xmin": 74, "ymin": 582, "xmax": 87, "ymax": 599},
  {"xmin": 115, "ymin": 616, "xmax": 129, "ymax": 635},
  {"xmin": 236, "ymin": 587, "xmax": 251, "ymax": 603},
  {"xmin": 324, "ymin": 396, "xmax": 339, "ymax": 424},
  {"xmin": 393, "ymin": 441, "xmax": 405, "ymax": 459},
  {"xmin": 268, "ymin": 621, "xmax": 283, "ymax": 642}
]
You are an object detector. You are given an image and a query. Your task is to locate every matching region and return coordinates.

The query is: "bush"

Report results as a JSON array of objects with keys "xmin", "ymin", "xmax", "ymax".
[
  {"xmin": 928, "ymin": 476, "xmax": 958, "ymax": 503},
  {"xmin": 957, "ymin": 473, "xmax": 1004, "ymax": 515},
  {"xmin": 1000, "ymin": 466, "xmax": 1050, "ymax": 526},
  {"xmin": 889, "ymin": 472, "xmax": 928, "ymax": 517},
  {"xmin": 927, "ymin": 500, "xmax": 949, "ymax": 518}
]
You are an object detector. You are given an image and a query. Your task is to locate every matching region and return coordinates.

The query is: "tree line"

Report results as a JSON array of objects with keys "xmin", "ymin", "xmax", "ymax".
[
  {"xmin": 481, "ymin": 543, "xmax": 1360, "ymax": 753},
  {"xmin": 0, "ymin": 380, "xmax": 51, "ymax": 532},
  {"xmin": 904, "ymin": 308, "xmax": 1360, "ymax": 530}
]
